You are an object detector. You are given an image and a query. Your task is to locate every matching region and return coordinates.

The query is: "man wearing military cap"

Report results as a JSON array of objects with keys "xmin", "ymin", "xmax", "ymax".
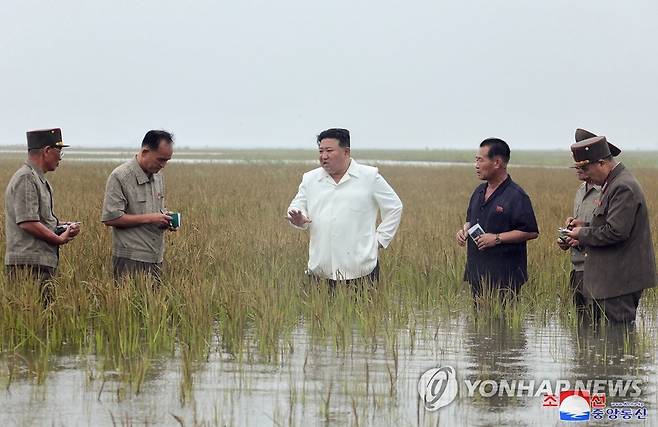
[
  {"xmin": 565, "ymin": 131, "xmax": 656, "ymax": 323},
  {"xmin": 557, "ymin": 128, "xmax": 604, "ymax": 313},
  {"xmin": 4, "ymin": 128, "xmax": 81, "ymax": 301}
]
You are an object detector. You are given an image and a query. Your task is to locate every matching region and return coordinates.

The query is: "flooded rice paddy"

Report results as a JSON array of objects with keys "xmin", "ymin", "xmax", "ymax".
[{"xmin": 1, "ymin": 150, "xmax": 657, "ymax": 426}]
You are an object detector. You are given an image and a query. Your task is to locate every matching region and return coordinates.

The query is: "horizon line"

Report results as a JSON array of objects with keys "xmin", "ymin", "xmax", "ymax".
[{"xmin": 0, "ymin": 145, "xmax": 656, "ymax": 152}]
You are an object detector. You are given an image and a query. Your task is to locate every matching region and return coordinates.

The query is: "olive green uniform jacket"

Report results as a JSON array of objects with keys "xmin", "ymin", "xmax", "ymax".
[{"xmin": 579, "ymin": 163, "xmax": 657, "ymax": 299}]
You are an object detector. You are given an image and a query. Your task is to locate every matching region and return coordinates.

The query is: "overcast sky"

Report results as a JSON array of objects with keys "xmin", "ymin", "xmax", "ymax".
[{"xmin": 2, "ymin": 0, "xmax": 656, "ymax": 150}]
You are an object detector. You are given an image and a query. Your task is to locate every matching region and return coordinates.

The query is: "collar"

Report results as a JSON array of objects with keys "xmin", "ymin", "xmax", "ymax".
[
  {"xmin": 130, "ymin": 156, "xmax": 151, "ymax": 184},
  {"xmin": 346, "ymin": 158, "xmax": 360, "ymax": 178},
  {"xmin": 602, "ymin": 162, "xmax": 624, "ymax": 194},
  {"xmin": 25, "ymin": 160, "xmax": 47, "ymax": 182},
  {"xmin": 480, "ymin": 174, "xmax": 511, "ymax": 193},
  {"xmin": 318, "ymin": 158, "xmax": 359, "ymax": 182},
  {"xmin": 479, "ymin": 174, "xmax": 512, "ymax": 204},
  {"xmin": 583, "ymin": 182, "xmax": 601, "ymax": 194}
]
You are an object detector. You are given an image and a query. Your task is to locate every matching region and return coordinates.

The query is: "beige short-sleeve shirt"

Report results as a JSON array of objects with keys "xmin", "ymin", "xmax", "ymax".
[
  {"xmin": 101, "ymin": 157, "xmax": 166, "ymax": 263},
  {"xmin": 4, "ymin": 161, "xmax": 59, "ymax": 268},
  {"xmin": 571, "ymin": 182, "xmax": 601, "ymax": 271}
]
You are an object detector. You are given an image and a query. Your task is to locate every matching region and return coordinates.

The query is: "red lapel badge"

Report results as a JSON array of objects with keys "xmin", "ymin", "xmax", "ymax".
[{"xmin": 496, "ymin": 205, "xmax": 504, "ymax": 213}]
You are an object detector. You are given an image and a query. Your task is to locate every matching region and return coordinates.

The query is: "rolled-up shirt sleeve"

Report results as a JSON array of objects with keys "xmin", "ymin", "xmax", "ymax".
[
  {"xmin": 287, "ymin": 178, "xmax": 309, "ymax": 230},
  {"xmin": 102, "ymin": 173, "xmax": 127, "ymax": 222},
  {"xmin": 373, "ymin": 172, "xmax": 403, "ymax": 248},
  {"xmin": 13, "ymin": 175, "xmax": 40, "ymax": 224}
]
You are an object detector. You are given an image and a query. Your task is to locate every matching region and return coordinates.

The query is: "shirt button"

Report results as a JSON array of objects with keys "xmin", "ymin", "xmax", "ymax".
[{"xmin": 584, "ymin": 253, "xmax": 588, "ymax": 258}]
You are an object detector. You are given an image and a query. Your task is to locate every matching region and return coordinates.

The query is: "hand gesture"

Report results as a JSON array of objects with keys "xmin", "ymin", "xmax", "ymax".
[{"xmin": 286, "ymin": 209, "xmax": 311, "ymax": 227}]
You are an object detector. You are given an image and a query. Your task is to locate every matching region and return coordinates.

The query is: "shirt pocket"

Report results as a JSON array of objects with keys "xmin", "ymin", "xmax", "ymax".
[
  {"xmin": 39, "ymin": 186, "xmax": 57, "ymax": 229},
  {"xmin": 38, "ymin": 187, "xmax": 53, "ymax": 221},
  {"xmin": 134, "ymin": 189, "xmax": 149, "ymax": 214},
  {"xmin": 154, "ymin": 177, "xmax": 165, "ymax": 211},
  {"xmin": 487, "ymin": 209, "xmax": 510, "ymax": 233}
]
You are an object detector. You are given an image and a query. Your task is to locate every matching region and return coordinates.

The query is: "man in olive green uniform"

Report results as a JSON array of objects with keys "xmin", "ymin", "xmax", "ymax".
[
  {"xmin": 566, "ymin": 134, "xmax": 657, "ymax": 323},
  {"xmin": 4, "ymin": 128, "xmax": 81, "ymax": 301},
  {"xmin": 101, "ymin": 130, "xmax": 175, "ymax": 280}
]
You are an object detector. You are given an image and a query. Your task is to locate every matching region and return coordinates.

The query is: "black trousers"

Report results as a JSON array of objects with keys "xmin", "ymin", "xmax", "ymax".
[
  {"xmin": 5, "ymin": 264, "xmax": 57, "ymax": 304},
  {"xmin": 112, "ymin": 256, "xmax": 163, "ymax": 283}
]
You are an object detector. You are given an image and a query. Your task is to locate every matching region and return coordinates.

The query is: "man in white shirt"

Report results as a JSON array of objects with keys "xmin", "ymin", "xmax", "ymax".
[{"xmin": 287, "ymin": 128, "xmax": 403, "ymax": 285}]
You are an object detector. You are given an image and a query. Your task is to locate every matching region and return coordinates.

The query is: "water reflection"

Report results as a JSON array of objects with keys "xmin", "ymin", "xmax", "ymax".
[
  {"xmin": 463, "ymin": 315, "xmax": 530, "ymax": 412},
  {"xmin": 570, "ymin": 322, "xmax": 654, "ymax": 399},
  {"xmin": 0, "ymin": 311, "xmax": 655, "ymax": 425}
]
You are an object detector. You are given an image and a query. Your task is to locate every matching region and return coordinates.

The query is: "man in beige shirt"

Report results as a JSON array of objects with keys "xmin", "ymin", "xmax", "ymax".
[
  {"xmin": 558, "ymin": 129, "xmax": 604, "ymax": 312},
  {"xmin": 4, "ymin": 128, "xmax": 81, "ymax": 302},
  {"xmin": 558, "ymin": 167, "xmax": 601, "ymax": 310},
  {"xmin": 101, "ymin": 130, "xmax": 175, "ymax": 280}
]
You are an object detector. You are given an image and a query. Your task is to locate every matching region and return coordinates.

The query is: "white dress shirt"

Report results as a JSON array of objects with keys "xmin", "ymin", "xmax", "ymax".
[{"xmin": 288, "ymin": 159, "xmax": 403, "ymax": 280}]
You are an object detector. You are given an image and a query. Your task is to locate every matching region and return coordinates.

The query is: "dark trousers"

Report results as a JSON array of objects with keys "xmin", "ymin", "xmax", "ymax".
[
  {"xmin": 570, "ymin": 269, "xmax": 642, "ymax": 324},
  {"xmin": 569, "ymin": 270, "xmax": 587, "ymax": 312},
  {"xmin": 312, "ymin": 262, "xmax": 380, "ymax": 290},
  {"xmin": 112, "ymin": 256, "xmax": 163, "ymax": 283},
  {"xmin": 586, "ymin": 291, "xmax": 643, "ymax": 324},
  {"xmin": 5, "ymin": 264, "xmax": 57, "ymax": 304}
]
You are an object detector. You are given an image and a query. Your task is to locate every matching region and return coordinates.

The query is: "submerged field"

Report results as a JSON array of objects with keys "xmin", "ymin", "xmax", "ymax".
[{"xmin": 0, "ymin": 150, "xmax": 657, "ymax": 426}]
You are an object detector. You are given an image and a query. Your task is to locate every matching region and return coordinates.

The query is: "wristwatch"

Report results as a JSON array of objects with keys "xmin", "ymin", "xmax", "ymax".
[{"xmin": 495, "ymin": 234, "xmax": 502, "ymax": 245}]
